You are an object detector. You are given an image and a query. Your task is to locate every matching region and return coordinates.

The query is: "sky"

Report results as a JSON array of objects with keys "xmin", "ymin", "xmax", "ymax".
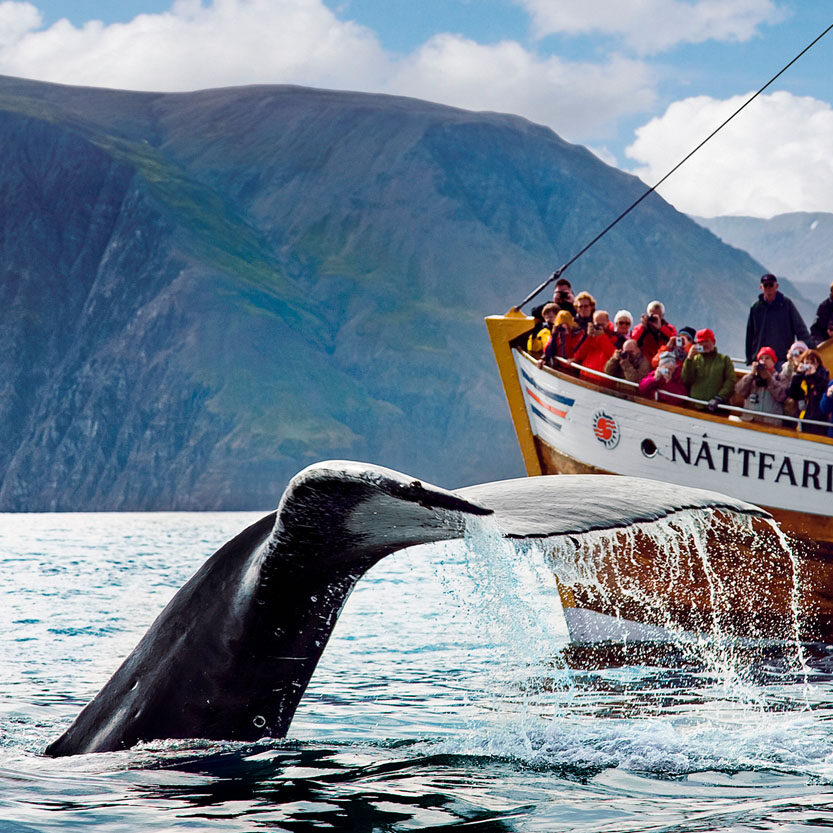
[{"xmin": 0, "ymin": 0, "xmax": 831, "ymax": 218}]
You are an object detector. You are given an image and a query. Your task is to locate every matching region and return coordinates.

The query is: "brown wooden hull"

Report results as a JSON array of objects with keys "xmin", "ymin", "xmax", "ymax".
[{"xmin": 538, "ymin": 435, "xmax": 833, "ymax": 644}]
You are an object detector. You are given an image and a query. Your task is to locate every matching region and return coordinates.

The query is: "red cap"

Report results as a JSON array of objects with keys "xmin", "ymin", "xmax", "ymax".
[
  {"xmin": 696, "ymin": 328, "xmax": 715, "ymax": 343},
  {"xmin": 756, "ymin": 346, "xmax": 777, "ymax": 363}
]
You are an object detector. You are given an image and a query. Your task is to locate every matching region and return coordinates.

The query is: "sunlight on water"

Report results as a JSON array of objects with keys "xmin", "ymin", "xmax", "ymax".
[{"xmin": 3, "ymin": 510, "xmax": 833, "ymax": 830}]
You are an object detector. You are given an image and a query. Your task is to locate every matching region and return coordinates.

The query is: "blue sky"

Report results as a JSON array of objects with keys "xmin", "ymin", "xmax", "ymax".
[{"xmin": 4, "ymin": 1, "xmax": 833, "ymax": 217}]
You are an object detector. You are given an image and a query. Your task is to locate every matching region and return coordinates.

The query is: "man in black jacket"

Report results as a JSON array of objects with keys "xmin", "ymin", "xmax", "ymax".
[
  {"xmin": 745, "ymin": 273, "xmax": 812, "ymax": 365},
  {"xmin": 810, "ymin": 281, "xmax": 833, "ymax": 345}
]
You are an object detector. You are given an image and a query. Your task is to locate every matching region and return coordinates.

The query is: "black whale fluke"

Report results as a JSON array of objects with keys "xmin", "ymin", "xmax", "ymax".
[
  {"xmin": 45, "ymin": 461, "xmax": 491, "ymax": 757},
  {"xmin": 45, "ymin": 464, "xmax": 766, "ymax": 756}
]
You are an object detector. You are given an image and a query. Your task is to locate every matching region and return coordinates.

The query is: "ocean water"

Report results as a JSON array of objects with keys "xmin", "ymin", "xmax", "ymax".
[{"xmin": 3, "ymin": 512, "xmax": 833, "ymax": 831}]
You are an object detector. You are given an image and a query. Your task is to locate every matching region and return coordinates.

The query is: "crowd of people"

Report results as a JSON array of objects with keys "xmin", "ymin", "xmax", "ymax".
[{"xmin": 529, "ymin": 274, "xmax": 833, "ymax": 437}]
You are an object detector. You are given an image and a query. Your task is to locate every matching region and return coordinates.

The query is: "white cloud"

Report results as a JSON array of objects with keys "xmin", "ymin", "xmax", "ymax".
[
  {"xmin": 516, "ymin": 0, "xmax": 784, "ymax": 54},
  {"xmin": 0, "ymin": 0, "xmax": 40, "ymax": 48},
  {"xmin": 0, "ymin": 0, "xmax": 657, "ymax": 142},
  {"xmin": 626, "ymin": 91, "xmax": 833, "ymax": 217},
  {"xmin": 389, "ymin": 34, "xmax": 656, "ymax": 140},
  {"xmin": 0, "ymin": 0, "xmax": 389, "ymax": 91}
]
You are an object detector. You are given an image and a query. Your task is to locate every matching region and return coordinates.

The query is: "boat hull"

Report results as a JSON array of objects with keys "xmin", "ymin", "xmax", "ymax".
[
  {"xmin": 485, "ymin": 313, "xmax": 833, "ymax": 645},
  {"xmin": 514, "ymin": 349, "xmax": 833, "ymax": 543}
]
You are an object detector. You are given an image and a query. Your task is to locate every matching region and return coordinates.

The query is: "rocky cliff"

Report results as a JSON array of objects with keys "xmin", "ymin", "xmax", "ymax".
[{"xmin": 0, "ymin": 76, "xmax": 772, "ymax": 509}]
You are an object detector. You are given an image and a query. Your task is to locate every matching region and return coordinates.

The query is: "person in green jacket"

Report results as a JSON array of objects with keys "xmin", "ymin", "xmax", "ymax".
[{"xmin": 681, "ymin": 328, "xmax": 736, "ymax": 412}]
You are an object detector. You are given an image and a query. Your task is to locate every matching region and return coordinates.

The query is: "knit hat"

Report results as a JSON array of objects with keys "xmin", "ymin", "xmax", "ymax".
[
  {"xmin": 696, "ymin": 328, "xmax": 715, "ymax": 343},
  {"xmin": 756, "ymin": 346, "xmax": 777, "ymax": 363},
  {"xmin": 679, "ymin": 326, "xmax": 696, "ymax": 341},
  {"xmin": 614, "ymin": 309, "xmax": 633, "ymax": 324},
  {"xmin": 656, "ymin": 351, "xmax": 677, "ymax": 368},
  {"xmin": 789, "ymin": 340, "xmax": 808, "ymax": 356}
]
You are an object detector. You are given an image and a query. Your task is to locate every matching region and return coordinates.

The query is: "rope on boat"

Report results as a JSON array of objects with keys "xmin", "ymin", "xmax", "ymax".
[{"xmin": 515, "ymin": 21, "xmax": 833, "ymax": 311}]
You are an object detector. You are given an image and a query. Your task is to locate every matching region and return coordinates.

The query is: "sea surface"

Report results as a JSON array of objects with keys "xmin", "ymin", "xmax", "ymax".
[{"xmin": 3, "ymin": 511, "xmax": 833, "ymax": 831}]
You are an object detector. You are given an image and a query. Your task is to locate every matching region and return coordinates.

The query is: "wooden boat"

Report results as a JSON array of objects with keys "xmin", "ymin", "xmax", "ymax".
[{"xmin": 486, "ymin": 310, "xmax": 833, "ymax": 645}]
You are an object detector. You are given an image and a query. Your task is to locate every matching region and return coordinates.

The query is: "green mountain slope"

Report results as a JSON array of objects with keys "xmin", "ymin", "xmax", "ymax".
[{"xmin": 0, "ymin": 76, "xmax": 774, "ymax": 509}]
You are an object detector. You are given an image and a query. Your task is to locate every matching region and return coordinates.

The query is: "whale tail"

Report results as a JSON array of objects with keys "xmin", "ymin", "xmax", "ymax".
[
  {"xmin": 46, "ymin": 463, "xmax": 770, "ymax": 756},
  {"xmin": 45, "ymin": 461, "xmax": 491, "ymax": 757}
]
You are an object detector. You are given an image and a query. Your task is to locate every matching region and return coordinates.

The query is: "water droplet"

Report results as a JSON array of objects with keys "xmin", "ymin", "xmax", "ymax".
[{"xmin": 252, "ymin": 714, "xmax": 266, "ymax": 729}]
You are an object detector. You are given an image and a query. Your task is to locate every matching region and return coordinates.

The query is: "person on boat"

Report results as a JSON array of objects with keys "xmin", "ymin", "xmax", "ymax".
[
  {"xmin": 594, "ymin": 310, "xmax": 618, "ymax": 348},
  {"xmin": 788, "ymin": 349, "xmax": 831, "ymax": 435},
  {"xmin": 781, "ymin": 340, "xmax": 809, "ymax": 416},
  {"xmin": 824, "ymin": 319, "xmax": 833, "ymax": 348},
  {"xmin": 810, "ymin": 280, "xmax": 833, "ymax": 345},
  {"xmin": 526, "ymin": 303, "xmax": 558, "ymax": 353},
  {"xmin": 538, "ymin": 310, "xmax": 584, "ymax": 368},
  {"xmin": 819, "ymin": 380, "xmax": 833, "ymax": 438},
  {"xmin": 652, "ymin": 332, "xmax": 689, "ymax": 368},
  {"xmin": 573, "ymin": 292, "xmax": 596, "ymax": 329},
  {"xmin": 603, "ymin": 339, "xmax": 651, "ymax": 383},
  {"xmin": 745, "ymin": 273, "xmax": 812, "ymax": 366},
  {"xmin": 571, "ymin": 311, "xmax": 616, "ymax": 373},
  {"xmin": 528, "ymin": 302, "xmax": 545, "ymax": 337},
  {"xmin": 612, "ymin": 310, "xmax": 633, "ymax": 349},
  {"xmin": 552, "ymin": 277, "xmax": 576, "ymax": 315},
  {"xmin": 630, "ymin": 301, "xmax": 676, "ymax": 360},
  {"xmin": 638, "ymin": 350, "xmax": 686, "ymax": 403},
  {"xmin": 667, "ymin": 333, "xmax": 692, "ymax": 364},
  {"xmin": 782, "ymin": 341, "xmax": 809, "ymax": 383},
  {"xmin": 681, "ymin": 328, "xmax": 735, "ymax": 412},
  {"xmin": 733, "ymin": 346, "xmax": 789, "ymax": 427},
  {"xmin": 678, "ymin": 327, "xmax": 696, "ymax": 354}
]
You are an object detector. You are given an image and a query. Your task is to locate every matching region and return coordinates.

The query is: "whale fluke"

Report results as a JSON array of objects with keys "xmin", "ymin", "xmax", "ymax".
[
  {"xmin": 45, "ymin": 464, "xmax": 768, "ymax": 756},
  {"xmin": 457, "ymin": 473, "xmax": 770, "ymax": 538},
  {"xmin": 45, "ymin": 461, "xmax": 490, "ymax": 757}
]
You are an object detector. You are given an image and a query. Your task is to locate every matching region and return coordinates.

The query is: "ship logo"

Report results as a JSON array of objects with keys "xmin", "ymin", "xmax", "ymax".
[{"xmin": 592, "ymin": 411, "xmax": 620, "ymax": 449}]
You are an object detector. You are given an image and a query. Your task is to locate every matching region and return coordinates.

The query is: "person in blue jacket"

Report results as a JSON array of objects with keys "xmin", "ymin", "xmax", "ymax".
[
  {"xmin": 820, "ymin": 379, "xmax": 833, "ymax": 438},
  {"xmin": 745, "ymin": 273, "xmax": 812, "ymax": 365}
]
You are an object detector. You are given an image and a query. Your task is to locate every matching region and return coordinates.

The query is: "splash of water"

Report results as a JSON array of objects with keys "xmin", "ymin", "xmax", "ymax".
[{"xmin": 431, "ymin": 506, "xmax": 817, "ymax": 770}]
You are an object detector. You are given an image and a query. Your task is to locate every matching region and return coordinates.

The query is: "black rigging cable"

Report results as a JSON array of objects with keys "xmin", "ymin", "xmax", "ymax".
[{"xmin": 515, "ymin": 20, "xmax": 833, "ymax": 311}]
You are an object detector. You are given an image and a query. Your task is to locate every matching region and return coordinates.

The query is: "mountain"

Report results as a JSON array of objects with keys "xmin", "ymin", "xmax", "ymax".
[
  {"xmin": 0, "ymin": 76, "xmax": 777, "ymax": 510},
  {"xmin": 693, "ymin": 212, "xmax": 833, "ymax": 305}
]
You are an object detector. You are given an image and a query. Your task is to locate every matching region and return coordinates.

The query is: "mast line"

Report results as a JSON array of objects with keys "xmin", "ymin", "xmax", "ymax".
[{"xmin": 514, "ymin": 21, "xmax": 833, "ymax": 311}]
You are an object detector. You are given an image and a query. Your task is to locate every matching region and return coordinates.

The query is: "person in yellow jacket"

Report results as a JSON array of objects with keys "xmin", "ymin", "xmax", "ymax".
[{"xmin": 527, "ymin": 303, "xmax": 558, "ymax": 353}]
